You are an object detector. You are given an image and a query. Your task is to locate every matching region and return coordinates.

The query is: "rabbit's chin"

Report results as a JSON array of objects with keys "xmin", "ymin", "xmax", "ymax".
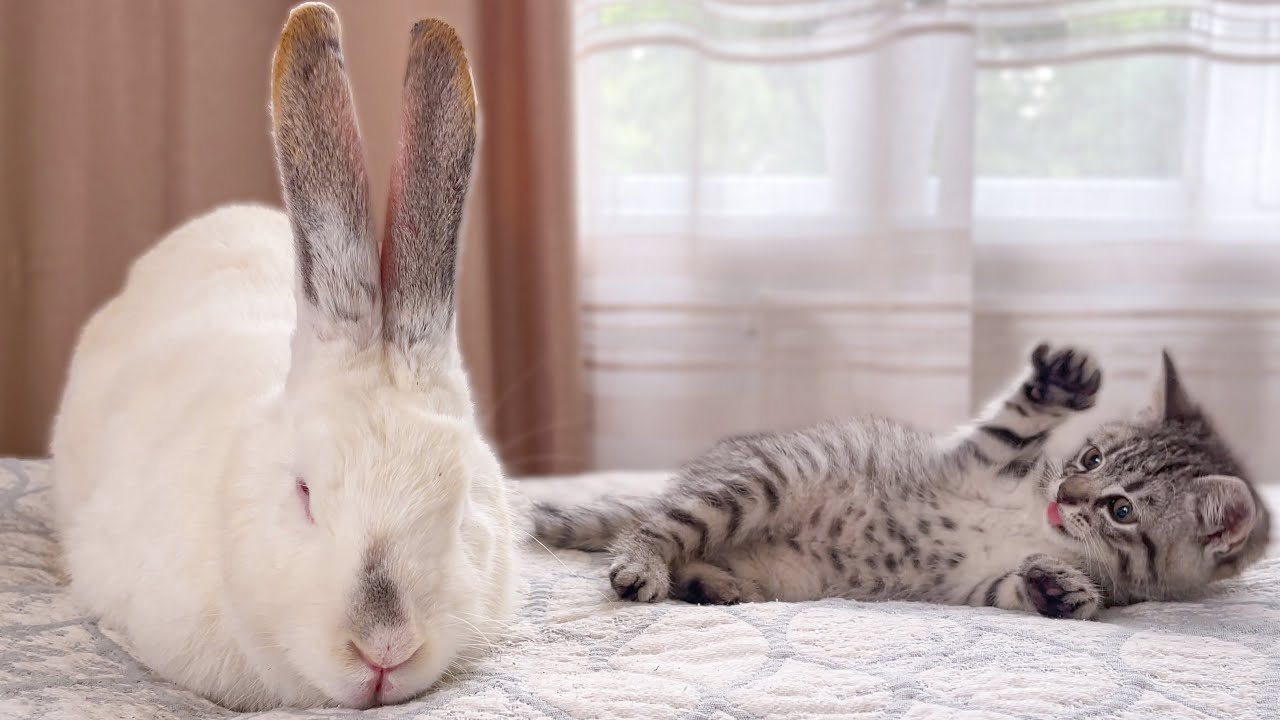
[
  {"xmin": 264, "ymin": 622, "xmax": 462, "ymax": 709},
  {"xmin": 220, "ymin": 546, "xmax": 484, "ymax": 709},
  {"xmin": 207, "ymin": 625, "xmax": 462, "ymax": 710}
]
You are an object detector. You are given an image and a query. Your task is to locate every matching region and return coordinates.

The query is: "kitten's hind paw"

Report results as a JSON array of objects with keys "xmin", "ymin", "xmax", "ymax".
[
  {"xmin": 1021, "ymin": 554, "xmax": 1103, "ymax": 620},
  {"xmin": 608, "ymin": 552, "xmax": 671, "ymax": 603},
  {"xmin": 672, "ymin": 562, "xmax": 761, "ymax": 605},
  {"xmin": 1024, "ymin": 343, "xmax": 1102, "ymax": 412}
]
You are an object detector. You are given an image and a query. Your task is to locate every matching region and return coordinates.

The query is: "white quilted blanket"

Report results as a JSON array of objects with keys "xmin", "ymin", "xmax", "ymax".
[{"xmin": 3, "ymin": 459, "xmax": 1278, "ymax": 719}]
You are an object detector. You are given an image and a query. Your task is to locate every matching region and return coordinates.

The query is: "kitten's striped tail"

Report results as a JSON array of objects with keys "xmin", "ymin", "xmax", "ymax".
[{"xmin": 531, "ymin": 497, "xmax": 646, "ymax": 551}]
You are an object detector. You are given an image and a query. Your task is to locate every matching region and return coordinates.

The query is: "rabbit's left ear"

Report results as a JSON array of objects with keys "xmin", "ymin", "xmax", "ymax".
[
  {"xmin": 380, "ymin": 19, "xmax": 477, "ymax": 359},
  {"xmin": 271, "ymin": 2, "xmax": 381, "ymax": 353}
]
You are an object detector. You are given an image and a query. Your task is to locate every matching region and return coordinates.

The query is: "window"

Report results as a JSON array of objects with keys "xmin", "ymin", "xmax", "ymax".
[
  {"xmin": 574, "ymin": 0, "xmax": 1280, "ymax": 469},
  {"xmin": 578, "ymin": 1, "xmax": 1280, "ymax": 242}
]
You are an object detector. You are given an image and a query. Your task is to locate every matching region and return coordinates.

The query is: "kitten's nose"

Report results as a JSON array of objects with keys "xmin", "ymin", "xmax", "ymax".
[{"xmin": 1056, "ymin": 477, "xmax": 1091, "ymax": 506}]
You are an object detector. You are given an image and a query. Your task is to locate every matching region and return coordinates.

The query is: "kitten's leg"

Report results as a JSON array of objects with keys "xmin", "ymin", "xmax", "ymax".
[
  {"xmin": 945, "ymin": 343, "xmax": 1101, "ymax": 474},
  {"xmin": 670, "ymin": 560, "xmax": 764, "ymax": 605},
  {"xmin": 606, "ymin": 439, "xmax": 811, "ymax": 602},
  {"xmin": 607, "ymin": 529, "xmax": 674, "ymax": 602},
  {"xmin": 962, "ymin": 555, "xmax": 1103, "ymax": 620}
]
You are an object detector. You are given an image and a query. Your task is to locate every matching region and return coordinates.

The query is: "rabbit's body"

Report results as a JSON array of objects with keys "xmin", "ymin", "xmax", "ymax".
[
  {"xmin": 54, "ymin": 205, "xmax": 293, "ymax": 515},
  {"xmin": 49, "ymin": 6, "xmax": 516, "ymax": 710},
  {"xmin": 51, "ymin": 205, "xmax": 296, "ymax": 705}
]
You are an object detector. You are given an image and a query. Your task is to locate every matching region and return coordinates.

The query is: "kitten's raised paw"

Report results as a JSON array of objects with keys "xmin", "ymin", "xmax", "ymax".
[
  {"xmin": 1024, "ymin": 343, "xmax": 1102, "ymax": 411},
  {"xmin": 1021, "ymin": 555, "xmax": 1102, "ymax": 620},
  {"xmin": 609, "ymin": 552, "xmax": 670, "ymax": 603}
]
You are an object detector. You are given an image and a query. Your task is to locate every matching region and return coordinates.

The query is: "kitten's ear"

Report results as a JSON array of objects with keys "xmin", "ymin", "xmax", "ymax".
[
  {"xmin": 1191, "ymin": 475, "xmax": 1257, "ymax": 558},
  {"xmin": 1143, "ymin": 349, "xmax": 1198, "ymax": 422}
]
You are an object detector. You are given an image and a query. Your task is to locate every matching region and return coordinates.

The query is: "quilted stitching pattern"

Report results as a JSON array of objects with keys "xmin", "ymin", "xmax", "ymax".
[{"xmin": 2, "ymin": 460, "xmax": 1278, "ymax": 719}]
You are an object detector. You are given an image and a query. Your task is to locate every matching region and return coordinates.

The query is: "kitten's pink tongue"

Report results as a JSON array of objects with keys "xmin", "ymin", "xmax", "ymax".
[{"xmin": 1047, "ymin": 501, "xmax": 1063, "ymax": 528}]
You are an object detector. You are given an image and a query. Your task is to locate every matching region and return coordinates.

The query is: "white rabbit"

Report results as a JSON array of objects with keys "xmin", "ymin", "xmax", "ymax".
[{"xmin": 47, "ymin": 3, "xmax": 516, "ymax": 710}]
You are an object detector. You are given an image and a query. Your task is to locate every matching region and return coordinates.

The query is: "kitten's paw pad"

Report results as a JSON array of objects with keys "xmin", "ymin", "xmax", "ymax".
[
  {"xmin": 609, "ymin": 554, "xmax": 670, "ymax": 603},
  {"xmin": 1022, "ymin": 562, "xmax": 1102, "ymax": 620},
  {"xmin": 673, "ymin": 571, "xmax": 759, "ymax": 606},
  {"xmin": 1024, "ymin": 343, "xmax": 1102, "ymax": 411}
]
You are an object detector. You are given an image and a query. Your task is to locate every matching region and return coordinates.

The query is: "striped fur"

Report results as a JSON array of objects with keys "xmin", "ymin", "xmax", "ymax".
[{"xmin": 534, "ymin": 344, "xmax": 1271, "ymax": 620}]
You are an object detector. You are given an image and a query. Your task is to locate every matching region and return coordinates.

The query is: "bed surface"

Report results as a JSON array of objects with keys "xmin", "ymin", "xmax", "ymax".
[{"xmin": 3, "ymin": 459, "xmax": 1278, "ymax": 719}]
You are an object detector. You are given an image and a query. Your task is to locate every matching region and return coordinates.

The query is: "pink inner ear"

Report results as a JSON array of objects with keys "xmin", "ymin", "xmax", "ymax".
[
  {"xmin": 1203, "ymin": 489, "xmax": 1255, "ymax": 553},
  {"xmin": 380, "ymin": 160, "xmax": 404, "ymax": 296},
  {"xmin": 1217, "ymin": 502, "xmax": 1252, "ymax": 545}
]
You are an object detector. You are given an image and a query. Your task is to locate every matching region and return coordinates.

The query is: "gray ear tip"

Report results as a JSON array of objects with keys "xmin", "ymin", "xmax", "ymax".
[{"xmin": 1164, "ymin": 348, "xmax": 1202, "ymax": 417}]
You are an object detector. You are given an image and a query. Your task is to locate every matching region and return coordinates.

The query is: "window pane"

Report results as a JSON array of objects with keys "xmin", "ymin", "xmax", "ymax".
[
  {"xmin": 587, "ymin": 48, "xmax": 695, "ymax": 174},
  {"xmin": 976, "ymin": 56, "xmax": 1188, "ymax": 178},
  {"xmin": 702, "ymin": 63, "xmax": 827, "ymax": 174}
]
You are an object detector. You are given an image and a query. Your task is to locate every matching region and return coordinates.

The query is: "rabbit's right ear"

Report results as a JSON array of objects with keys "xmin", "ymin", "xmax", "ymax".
[
  {"xmin": 380, "ymin": 19, "xmax": 477, "ymax": 365},
  {"xmin": 271, "ymin": 3, "xmax": 380, "ymax": 354}
]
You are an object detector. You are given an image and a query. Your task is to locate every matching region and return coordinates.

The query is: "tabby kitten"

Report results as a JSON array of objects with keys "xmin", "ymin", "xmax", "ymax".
[{"xmin": 533, "ymin": 344, "xmax": 1271, "ymax": 619}]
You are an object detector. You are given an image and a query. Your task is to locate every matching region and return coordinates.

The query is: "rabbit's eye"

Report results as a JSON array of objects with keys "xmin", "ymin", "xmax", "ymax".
[{"xmin": 296, "ymin": 478, "xmax": 314, "ymax": 524}]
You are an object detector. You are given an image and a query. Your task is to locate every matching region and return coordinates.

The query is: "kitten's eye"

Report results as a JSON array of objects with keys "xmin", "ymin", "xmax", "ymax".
[
  {"xmin": 296, "ymin": 477, "xmax": 314, "ymax": 524},
  {"xmin": 1108, "ymin": 496, "xmax": 1136, "ymax": 523},
  {"xmin": 1080, "ymin": 446, "xmax": 1104, "ymax": 471}
]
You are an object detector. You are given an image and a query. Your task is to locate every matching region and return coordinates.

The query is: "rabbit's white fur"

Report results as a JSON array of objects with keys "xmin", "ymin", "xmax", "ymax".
[{"xmin": 49, "ymin": 6, "xmax": 516, "ymax": 711}]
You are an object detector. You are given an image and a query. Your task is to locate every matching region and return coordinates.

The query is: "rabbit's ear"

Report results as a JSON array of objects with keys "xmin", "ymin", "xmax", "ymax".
[
  {"xmin": 380, "ymin": 19, "xmax": 477, "ymax": 359},
  {"xmin": 271, "ymin": 3, "xmax": 380, "ymax": 352}
]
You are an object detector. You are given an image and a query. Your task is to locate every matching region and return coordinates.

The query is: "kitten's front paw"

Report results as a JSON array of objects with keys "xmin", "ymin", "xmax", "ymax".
[
  {"xmin": 1021, "ymin": 554, "xmax": 1102, "ymax": 620},
  {"xmin": 1024, "ymin": 343, "xmax": 1102, "ymax": 411},
  {"xmin": 609, "ymin": 552, "xmax": 671, "ymax": 603}
]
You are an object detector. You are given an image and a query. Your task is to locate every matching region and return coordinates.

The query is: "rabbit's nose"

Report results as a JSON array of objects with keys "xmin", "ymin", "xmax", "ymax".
[{"xmin": 351, "ymin": 636, "xmax": 421, "ymax": 674}]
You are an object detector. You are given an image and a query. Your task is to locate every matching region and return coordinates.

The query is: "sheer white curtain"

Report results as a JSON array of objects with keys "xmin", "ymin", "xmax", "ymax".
[{"xmin": 574, "ymin": 0, "xmax": 1280, "ymax": 476}]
